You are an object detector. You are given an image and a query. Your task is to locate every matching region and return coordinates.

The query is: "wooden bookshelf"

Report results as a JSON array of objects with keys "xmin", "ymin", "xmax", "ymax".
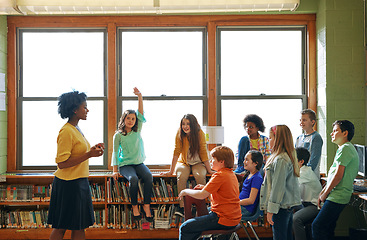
[{"xmin": 0, "ymin": 174, "xmax": 273, "ymax": 239}]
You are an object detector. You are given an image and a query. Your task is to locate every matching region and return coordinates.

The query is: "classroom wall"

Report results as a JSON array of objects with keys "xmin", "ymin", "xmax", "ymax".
[
  {"xmin": 316, "ymin": 0, "xmax": 367, "ymax": 236},
  {"xmin": 0, "ymin": 16, "xmax": 7, "ymax": 174},
  {"xmin": 317, "ymin": 0, "xmax": 366, "ymax": 174}
]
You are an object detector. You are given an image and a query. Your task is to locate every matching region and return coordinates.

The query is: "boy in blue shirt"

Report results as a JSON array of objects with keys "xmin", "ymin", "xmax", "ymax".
[
  {"xmin": 312, "ymin": 120, "xmax": 359, "ymax": 240},
  {"xmin": 296, "ymin": 109, "xmax": 323, "ymax": 178}
]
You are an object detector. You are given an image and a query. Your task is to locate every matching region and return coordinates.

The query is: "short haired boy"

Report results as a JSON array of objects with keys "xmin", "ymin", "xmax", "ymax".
[
  {"xmin": 296, "ymin": 109, "xmax": 323, "ymax": 178},
  {"xmin": 312, "ymin": 120, "xmax": 359, "ymax": 240},
  {"xmin": 293, "ymin": 147, "xmax": 322, "ymax": 240},
  {"xmin": 179, "ymin": 146, "xmax": 241, "ymax": 240}
]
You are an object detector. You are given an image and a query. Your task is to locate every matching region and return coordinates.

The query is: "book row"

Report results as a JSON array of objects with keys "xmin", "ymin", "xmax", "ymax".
[
  {"xmin": 0, "ymin": 183, "xmax": 105, "ymax": 202},
  {"xmin": 107, "ymin": 177, "xmax": 199, "ymax": 203},
  {"xmin": 0, "ymin": 209, "xmax": 105, "ymax": 229}
]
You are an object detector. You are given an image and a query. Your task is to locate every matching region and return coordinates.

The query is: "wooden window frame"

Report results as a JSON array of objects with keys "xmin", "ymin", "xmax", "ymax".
[{"xmin": 6, "ymin": 14, "xmax": 316, "ymax": 172}]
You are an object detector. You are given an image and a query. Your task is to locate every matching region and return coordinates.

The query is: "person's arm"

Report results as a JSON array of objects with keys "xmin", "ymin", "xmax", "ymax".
[
  {"xmin": 198, "ymin": 130, "xmax": 214, "ymax": 174},
  {"xmin": 240, "ymin": 187, "xmax": 259, "ymax": 206},
  {"xmin": 267, "ymin": 157, "xmax": 288, "ymax": 214},
  {"xmin": 308, "ymin": 134, "xmax": 323, "ymax": 172},
  {"xmin": 112, "ymin": 165, "xmax": 120, "ymax": 180},
  {"xmin": 161, "ymin": 131, "xmax": 182, "ymax": 176},
  {"xmin": 318, "ymin": 164, "xmax": 345, "ymax": 205},
  {"xmin": 203, "ymin": 160, "xmax": 214, "ymax": 174},
  {"xmin": 133, "ymin": 87, "xmax": 143, "ymax": 115},
  {"xmin": 178, "ymin": 188, "xmax": 210, "ymax": 200},
  {"xmin": 161, "ymin": 155, "xmax": 179, "ymax": 176},
  {"xmin": 58, "ymin": 143, "xmax": 104, "ymax": 169}
]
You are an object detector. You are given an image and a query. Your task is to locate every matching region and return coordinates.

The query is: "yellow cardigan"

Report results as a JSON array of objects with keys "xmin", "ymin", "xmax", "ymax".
[
  {"xmin": 174, "ymin": 129, "xmax": 209, "ymax": 165},
  {"xmin": 54, "ymin": 123, "xmax": 90, "ymax": 180}
]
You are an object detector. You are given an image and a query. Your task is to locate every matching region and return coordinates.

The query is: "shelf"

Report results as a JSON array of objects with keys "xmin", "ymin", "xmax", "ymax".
[
  {"xmin": 0, "ymin": 226, "xmax": 273, "ymax": 239},
  {"xmin": 0, "ymin": 174, "xmax": 273, "ymax": 239}
]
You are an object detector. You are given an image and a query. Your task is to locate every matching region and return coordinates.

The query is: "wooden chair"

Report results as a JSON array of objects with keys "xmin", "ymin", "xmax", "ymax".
[{"xmin": 183, "ymin": 195, "xmax": 241, "ymax": 240}]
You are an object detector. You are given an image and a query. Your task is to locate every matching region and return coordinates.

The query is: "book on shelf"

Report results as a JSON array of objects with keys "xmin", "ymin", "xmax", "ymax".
[{"xmin": 0, "ymin": 209, "xmax": 50, "ymax": 229}]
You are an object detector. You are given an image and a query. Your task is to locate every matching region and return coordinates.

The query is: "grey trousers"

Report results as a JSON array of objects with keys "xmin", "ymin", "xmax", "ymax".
[{"xmin": 293, "ymin": 203, "xmax": 319, "ymax": 240}]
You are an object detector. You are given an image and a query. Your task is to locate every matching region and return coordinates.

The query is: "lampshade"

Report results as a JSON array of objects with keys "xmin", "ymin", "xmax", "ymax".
[{"xmin": 202, "ymin": 126, "xmax": 224, "ymax": 144}]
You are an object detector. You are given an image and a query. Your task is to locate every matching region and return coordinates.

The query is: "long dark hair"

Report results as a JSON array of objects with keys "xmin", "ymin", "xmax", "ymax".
[
  {"xmin": 117, "ymin": 109, "xmax": 138, "ymax": 135},
  {"xmin": 179, "ymin": 114, "xmax": 201, "ymax": 156}
]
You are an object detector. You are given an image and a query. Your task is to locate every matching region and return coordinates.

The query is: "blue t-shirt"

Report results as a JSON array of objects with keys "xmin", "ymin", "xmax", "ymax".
[{"xmin": 239, "ymin": 171, "xmax": 263, "ymax": 214}]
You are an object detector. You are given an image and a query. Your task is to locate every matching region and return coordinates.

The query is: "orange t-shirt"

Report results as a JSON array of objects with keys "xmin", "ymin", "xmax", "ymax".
[{"xmin": 203, "ymin": 168, "xmax": 241, "ymax": 226}]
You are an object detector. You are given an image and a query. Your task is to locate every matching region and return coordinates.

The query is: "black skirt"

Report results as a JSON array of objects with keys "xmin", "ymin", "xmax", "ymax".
[{"xmin": 47, "ymin": 176, "xmax": 95, "ymax": 230}]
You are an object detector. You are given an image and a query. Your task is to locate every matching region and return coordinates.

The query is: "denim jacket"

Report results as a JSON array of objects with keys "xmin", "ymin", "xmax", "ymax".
[{"xmin": 260, "ymin": 152, "xmax": 301, "ymax": 214}]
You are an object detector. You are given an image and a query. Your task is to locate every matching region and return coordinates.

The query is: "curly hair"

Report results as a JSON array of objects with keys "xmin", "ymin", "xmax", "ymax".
[
  {"xmin": 58, "ymin": 91, "xmax": 87, "ymax": 119},
  {"xmin": 117, "ymin": 109, "xmax": 138, "ymax": 135},
  {"xmin": 243, "ymin": 114, "xmax": 266, "ymax": 132}
]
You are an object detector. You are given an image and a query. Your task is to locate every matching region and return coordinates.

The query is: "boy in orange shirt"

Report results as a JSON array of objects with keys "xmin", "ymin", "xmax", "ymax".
[{"xmin": 178, "ymin": 146, "xmax": 241, "ymax": 240}]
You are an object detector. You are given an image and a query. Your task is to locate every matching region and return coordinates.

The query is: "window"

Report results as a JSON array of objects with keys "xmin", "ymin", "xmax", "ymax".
[
  {"xmin": 8, "ymin": 15, "xmax": 316, "ymax": 171},
  {"xmin": 218, "ymin": 27, "xmax": 307, "ymax": 153},
  {"xmin": 118, "ymin": 28, "xmax": 207, "ymax": 166},
  {"xmin": 18, "ymin": 29, "xmax": 107, "ymax": 169}
]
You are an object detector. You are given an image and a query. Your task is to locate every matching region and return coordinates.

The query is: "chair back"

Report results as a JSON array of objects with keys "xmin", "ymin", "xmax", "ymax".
[
  {"xmin": 183, "ymin": 195, "xmax": 209, "ymax": 220},
  {"xmin": 241, "ymin": 202, "xmax": 261, "ymax": 222}
]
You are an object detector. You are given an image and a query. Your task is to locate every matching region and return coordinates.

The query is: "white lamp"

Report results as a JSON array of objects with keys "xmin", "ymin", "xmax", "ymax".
[{"xmin": 202, "ymin": 126, "xmax": 224, "ymax": 145}]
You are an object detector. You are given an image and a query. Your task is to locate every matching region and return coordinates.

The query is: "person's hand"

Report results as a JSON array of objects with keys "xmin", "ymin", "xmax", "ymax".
[
  {"xmin": 95, "ymin": 143, "xmax": 105, "ymax": 151},
  {"xmin": 267, "ymin": 212, "xmax": 274, "ymax": 225},
  {"xmin": 90, "ymin": 145, "xmax": 104, "ymax": 157},
  {"xmin": 133, "ymin": 87, "xmax": 141, "ymax": 96},
  {"xmin": 178, "ymin": 189, "xmax": 188, "ymax": 200},
  {"xmin": 318, "ymin": 192, "xmax": 327, "ymax": 207},
  {"xmin": 112, "ymin": 171, "xmax": 120, "ymax": 181},
  {"xmin": 160, "ymin": 170, "xmax": 174, "ymax": 176}
]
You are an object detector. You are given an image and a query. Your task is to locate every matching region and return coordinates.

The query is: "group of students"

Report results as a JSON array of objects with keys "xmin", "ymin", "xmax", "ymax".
[{"xmin": 46, "ymin": 88, "xmax": 359, "ymax": 240}]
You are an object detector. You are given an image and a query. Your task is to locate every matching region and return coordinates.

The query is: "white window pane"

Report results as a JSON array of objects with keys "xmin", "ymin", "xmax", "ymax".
[
  {"xmin": 221, "ymin": 99, "xmax": 303, "ymax": 157},
  {"xmin": 120, "ymin": 100, "xmax": 203, "ymax": 165},
  {"xmin": 22, "ymin": 32, "xmax": 104, "ymax": 97},
  {"xmin": 23, "ymin": 100, "xmax": 104, "ymax": 166},
  {"xmin": 120, "ymin": 31, "xmax": 203, "ymax": 96},
  {"xmin": 220, "ymin": 30, "xmax": 302, "ymax": 95}
]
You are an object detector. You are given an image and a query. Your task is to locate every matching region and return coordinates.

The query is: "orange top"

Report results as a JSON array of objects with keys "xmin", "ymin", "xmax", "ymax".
[{"xmin": 203, "ymin": 168, "xmax": 241, "ymax": 226}]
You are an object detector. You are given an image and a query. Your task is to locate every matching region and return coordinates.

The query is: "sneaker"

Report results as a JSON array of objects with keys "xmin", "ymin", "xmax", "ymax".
[
  {"xmin": 234, "ymin": 165, "xmax": 246, "ymax": 174},
  {"xmin": 174, "ymin": 207, "xmax": 185, "ymax": 218}
]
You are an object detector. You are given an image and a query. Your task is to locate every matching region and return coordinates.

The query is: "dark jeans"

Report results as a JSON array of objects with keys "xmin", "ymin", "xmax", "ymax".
[
  {"xmin": 312, "ymin": 200, "xmax": 346, "ymax": 240},
  {"xmin": 272, "ymin": 208, "xmax": 294, "ymax": 240},
  {"xmin": 119, "ymin": 163, "xmax": 153, "ymax": 205},
  {"xmin": 179, "ymin": 211, "xmax": 237, "ymax": 240}
]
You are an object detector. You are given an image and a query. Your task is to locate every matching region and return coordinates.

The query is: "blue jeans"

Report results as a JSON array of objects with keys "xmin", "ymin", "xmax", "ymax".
[
  {"xmin": 272, "ymin": 208, "xmax": 293, "ymax": 240},
  {"xmin": 119, "ymin": 163, "xmax": 153, "ymax": 205},
  {"xmin": 312, "ymin": 200, "xmax": 346, "ymax": 240},
  {"xmin": 241, "ymin": 205, "xmax": 253, "ymax": 219},
  {"xmin": 179, "ymin": 211, "xmax": 237, "ymax": 240}
]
